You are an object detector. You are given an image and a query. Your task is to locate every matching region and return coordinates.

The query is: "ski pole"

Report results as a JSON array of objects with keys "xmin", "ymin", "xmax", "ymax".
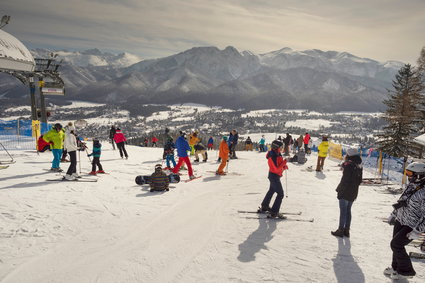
[
  {"xmin": 226, "ymin": 158, "xmax": 229, "ymax": 173},
  {"xmin": 285, "ymin": 169, "xmax": 288, "ymax": 198},
  {"xmin": 78, "ymin": 150, "xmax": 81, "ymax": 174},
  {"xmin": 85, "ymin": 147, "xmax": 92, "ymax": 162}
]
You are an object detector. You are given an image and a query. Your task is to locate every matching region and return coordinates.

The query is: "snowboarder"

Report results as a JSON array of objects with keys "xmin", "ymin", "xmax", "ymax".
[
  {"xmin": 63, "ymin": 123, "xmax": 79, "ymax": 180},
  {"xmin": 289, "ymin": 149, "xmax": 307, "ymax": 164},
  {"xmin": 114, "ymin": 128, "xmax": 128, "ymax": 159},
  {"xmin": 172, "ymin": 131, "xmax": 195, "ymax": 179},
  {"xmin": 43, "ymin": 123, "xmax": 65, "ymax": 172},
  {"xmin": 216, "ymin": 136, "xmax": 229, "ymax": 175},
  {"xmin": 316, "ymin": 136, "xmax": 329, "ymax": 171},
  {"xmin": 207, "ymin": 136, "xmax": 214, "ymax": 150},
  {"xmin": 87, "ymin": 139, "xmax": 105, "ymax": 175},
  {"xmin": 149, "ymin": 164, "xmax": 170, "ymax": 192},
  {"xmin": 258, "ymin": 140, "xmax": 288, "ymax": 218},
  {"xmin": 384, "ymin": 162, "xmax": 425, "ymax": 280},
  {"xmin": 109, "ymin": 125, "xmax": 116, "ymax": 150},
  {"xmin": 194, "ymin": 142, "xmax": 207, "ymax": 162},
  {"xmin": 245, "ymin": 136, "xmax": 253, "ymax": 151},
  {"xmin": 164, "ymin": 137, "xmax": 176, "ymax": 169},
  {"xmin": 331, "ymin": 148, "xmax": 362, "ymax": 238}
]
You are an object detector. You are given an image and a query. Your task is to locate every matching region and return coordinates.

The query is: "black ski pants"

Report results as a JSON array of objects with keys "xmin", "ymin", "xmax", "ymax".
[
  {"xmin": 116, "ymin": 142, "xmax": 128, "ymax": 158},
  {"xmin": 391, "ymin": 220, "xmax": 415, "ymax": 276},
  {"xmin": 91, "ymin": 157, "xmax": 103, "ymax": 172},
  {"xmin": 66, "ymin": 151, "xmax": 77, "ymax": 176},
  {"xmin": 261, "ymin": 174, "xmax": 284, "ymax": 214}
]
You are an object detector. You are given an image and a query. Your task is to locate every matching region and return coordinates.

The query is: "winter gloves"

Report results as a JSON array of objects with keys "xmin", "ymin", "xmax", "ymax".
[{"xmin": 407, "ymin": 229, "xmax": 422, "ymax": 240}]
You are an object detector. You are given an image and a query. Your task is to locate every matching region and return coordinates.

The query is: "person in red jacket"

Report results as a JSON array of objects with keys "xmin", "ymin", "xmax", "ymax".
[
  {"xmin": 258, "ymin": 140, "xmax": 288, "ymax": 218},
  {"xmin": 303, "ymin": 132, "xmax": 311, "ymax": 153},
  {"xmin": 113, "ymin": 128, "xmax": 129, "ymax": 159}
]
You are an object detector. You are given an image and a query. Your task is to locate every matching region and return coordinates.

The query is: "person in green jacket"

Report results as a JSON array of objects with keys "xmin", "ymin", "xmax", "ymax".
[
  {"xmin": 316, "ymin": 136, "xmax": 329, "ymax": 172},
  {"xmin": 43, "ymin": 123, "xmax": 65, "ymax": 172}
]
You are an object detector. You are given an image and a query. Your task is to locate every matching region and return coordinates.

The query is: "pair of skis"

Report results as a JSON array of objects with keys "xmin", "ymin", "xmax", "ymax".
[{"xmin": 238, "ymin": 210, "xmax": 314, "ymax": 222}]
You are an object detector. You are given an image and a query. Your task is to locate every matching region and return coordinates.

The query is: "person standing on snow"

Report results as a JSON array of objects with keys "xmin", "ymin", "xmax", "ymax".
[
  {"xmin": 258, "ymin": 140, "xmax": 288, "ymax": 218},
  {"xmin": 43, "ymin": 123, "xmax": 65, "ymax": 172},
  {"xmin": 283, "ymin": 133, "xmax": 292, "ymax": 156},
  {"xmin": 384, "ymin": 162, "xmax": 425, "ymax": 280},
  {"xmin": 88, "ymin": 139, "xmax": 105, "ymax": 175},
  {"xmin": 316, "ymin": 136, "xmax": 329, "ymax": 171},
  {"xmin": 114, "ymin": 128, "xmax": 128, "ymax": 159},
  {"xmin": 216, "ymin": 136, "xmax": 229, "ymax": 175},
  {"xmin": 109, "ymin": 125, "xmax": 116, "ymax": 150},
  {"xmin": 207, "ymin": 136, "xmax": 214, "ymax": 150},
  {"xmin": 259, "ymin": 135, "xmax": 266, "ymax": 152},
  {"xmin": 303, "ymin": 132, "xmax": 311, "ymax": 153},
  {"xmin": 172, "ymin": 131, "xmax": 195, "ymax": 180},
  {"xmin": 63, "ymin": 123, "xmax": 79, "ymax": 180},
  {"xmin": 229, "ymin": 129, "xmax": 239, "ymax": 159},
  {"xmin": 164, "ymin": 137, "xmax": 176, "ymax": 170},
  {"xmin": 331, "ymin": 148, "xmax": 362, "ymax": 238}
]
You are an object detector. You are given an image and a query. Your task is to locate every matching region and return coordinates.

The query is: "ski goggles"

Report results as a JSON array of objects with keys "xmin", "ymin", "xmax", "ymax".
[{"xmin": 405, "ymin": 169, "xmax": 414, "ymax": 177}]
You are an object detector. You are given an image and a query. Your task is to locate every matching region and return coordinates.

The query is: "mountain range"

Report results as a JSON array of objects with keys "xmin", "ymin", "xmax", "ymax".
[{"xmin": 0, "ymin": 46, "xmax": 404, "ymax": 112}]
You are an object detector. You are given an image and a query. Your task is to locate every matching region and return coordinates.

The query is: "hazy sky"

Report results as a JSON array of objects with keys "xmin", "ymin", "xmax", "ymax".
[{"xmin": 1, "ymin": 0, "xmax": 424, "ymax": 64}]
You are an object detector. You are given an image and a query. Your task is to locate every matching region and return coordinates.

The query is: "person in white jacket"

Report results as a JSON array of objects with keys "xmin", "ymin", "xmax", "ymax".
[
  {"xmin": 384, "ymin": 162, "xmax": 425, "ymax": 280},
  {"xmin": 63, "ymin": 123, "xmax": 79, "ymax": 180}
]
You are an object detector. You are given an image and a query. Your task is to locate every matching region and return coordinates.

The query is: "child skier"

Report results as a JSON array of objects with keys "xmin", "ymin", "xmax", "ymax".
[
  {"xmin": 87, "ymin": 139, "xmax": 105, "ymax": 175},
  {"xmin": 149, "ymin": 164, "xmax": 170, "ymax": 192},
  {"xmin": 258, "ymin": 140, "xmax": 288, "ymax": 218},
  {"xmin": 216, "ymin": 136, "xmax": 229, "ymax": 175}
]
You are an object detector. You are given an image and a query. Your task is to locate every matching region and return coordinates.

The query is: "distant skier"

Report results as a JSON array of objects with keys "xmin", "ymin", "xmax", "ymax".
[
  {"xmin": 109, "ymin": 125, "xmax": 116, "ymax": 150},
  {"xmin": 229, "ymin": 129, "xmax": 239, "ymax": 159},
  {"xmin": 114, "ymin": 128, "xmax": 128, "ymax": 159},
  {"xmin": 258, "ymin": 140, "xmax": 288, "ymax": 218},
  {"xmin": 43, "ymin": 123, "xmax": 65, "ymax": 172},
  {"xmin": 63, "ymin": 123, "xmax": 79, "ymax": 180},
  {"xmin": 258, "ymin": 135, "xmax": 266, "ymax": 152},
  {"xmin": 143, "ymin": 138, "xmax": 149, "ymax": 147},
  {"xmin": 172, "ymin": 131, "xmax": 195, "ymax": 180},
  {"xmin": 207, "ymin": 136, "xmax": 214, "ymax": 150},
  {"xmin": 152, "ymin": 136, "xmax": 158, "ymax": 147},
  {"xmin": 149, "ymin": 164, "xmax": 170, "ymax": 192},
  {"xmin": 331, "ymin": 148, "xmax": 362, "ymax": 238},
  {"xmin": 316, "ymin": 136, "xmax": 329, "ymax": 171},
  {"xmin": 216, "ymin": 136, "xmax": 229, "ymax": 175},
  {"xmin": 245, "ymin": 136, "xmax": 253, "ymax": 151},
  {"xmin": 385, "ymin": 162, "xmax": 425, "ymax": 280},
  {"xmin": 87, "ymin": 139, "xmax": 105, "ymax": 175}
]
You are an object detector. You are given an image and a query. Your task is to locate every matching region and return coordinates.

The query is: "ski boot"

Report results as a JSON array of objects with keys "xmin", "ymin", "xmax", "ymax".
[{"xmin": 267, "ymin": 212, "xmax": 287, "ymax": 219}]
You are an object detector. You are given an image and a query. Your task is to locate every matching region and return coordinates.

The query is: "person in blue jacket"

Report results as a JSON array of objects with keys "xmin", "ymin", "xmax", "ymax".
[{"xmin": 172, "ymin": 131, "xmax": 195, "ymax": 179}]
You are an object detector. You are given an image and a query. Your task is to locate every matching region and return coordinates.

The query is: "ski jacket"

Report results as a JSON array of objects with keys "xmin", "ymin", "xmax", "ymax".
[
  {"xmin": 245, "ymin": 138, "xmax": 252, "ymax": 145},
  {"xmin": 189, "ymin": 134, "xmax": 200, "ymax": 146},
  {"xmin": 219, "ymin": 140, "xmax": 229, "ymax": 159},
  {"xmin": 43, "ymin": 128, "xmax": 65, "ymax": 150},
  {"xmin": 336, "ymin": 155, "xmax": 363, "ymax": 202},
  {"xmin": 207, "ymin": 137, "xmax": 214, "ymax": 145},
  {"xmin": 231, "ymin": 133, "xmax": 239, "ymax": 145},
  {"xmin": 259, "ymin": 138, "xmax": 265, "ymax": 145},
  {"xmin": 194, "ymin": 143, "xmax": 206, "ymax": 151},
  {"xmin": 114, "ymin": 130, "xmax": 127, "ymax": 144},
  {"xmin": 303, "ymin": 134, "xmax": 310, "ymax": 145},
  {"xmin": 88, "ymin": 142, "xmax": 102, "ymax": 158},
  {"xmin": 109, "ymin": 127, "xmax": 116, "ymax": 139},
  {"xmin": 318, "ymin": 141, "xmax": 329, "ymax": 157},
  {"xmin": 284, "ymin": 135, "xmax": 292, "ymax": 146},
  {"xmin": 394, "ymin": 178, "xmax": 425, "ymax": 232},
  {"xmin": 266, "ymin": 149, "xmax": 288, "ymax": 177},
  {"xmin": 152, "ymin": 136, "xmax": 158, "ymax": 143},
  {"xmin": 64, "ymin": 127, "xmax": 78, "ymax": 152},
  {"xmin": 297, "ymin": 136, "xmax": 304, "ymax": 147},
  {"xmin": 175, "ymin": 136, "xmax": 191, "ymax": 157},
  {"xmin": 164, "ymin": 140, "xmax": 175, "ymax": 153},
  {"xmin": 150, "ymin": 171, "xmax": 169, "ymax": 190}
]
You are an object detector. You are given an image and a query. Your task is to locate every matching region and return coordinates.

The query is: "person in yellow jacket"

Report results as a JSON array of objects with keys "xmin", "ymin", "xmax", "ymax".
[
  {"xmin": 216, "ymin": 136, "xmax": 230, "ymax": 175},
  {"xmin": 316, "ymin": 136, "xmax": 329, "ymax": 172},
  {"xmin": 43, "ymin": 123, "xmax": 65, "ymax": 172},
  {"xmin": 188, "ymin": 131, "xmax": 200, "ymax": 155}
]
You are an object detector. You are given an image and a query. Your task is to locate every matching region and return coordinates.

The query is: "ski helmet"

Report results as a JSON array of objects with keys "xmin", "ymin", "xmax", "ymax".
[
  {"xmin": 54, "ymin": 123, "xmax": 62, "ymax": 130},
  {"xmin": 405, "ymin": 162, "xmax": 425, "ymax": 175},
  {"xmin": 271, "ymin": 140, "xmax": 283, "ymax": 149},
  {"xmin": 155, "ymin": 164, "xmax": 162, "ymax": 172}
]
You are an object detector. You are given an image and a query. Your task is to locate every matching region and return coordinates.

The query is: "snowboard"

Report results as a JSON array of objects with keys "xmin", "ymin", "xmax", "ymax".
[
  {"xmin": 135, "ymin": 174, "xmax": 180, "ymax": 185},
  {"xmin": 184, "ymin": 175, "xmax": 202, "ymax": 183}
]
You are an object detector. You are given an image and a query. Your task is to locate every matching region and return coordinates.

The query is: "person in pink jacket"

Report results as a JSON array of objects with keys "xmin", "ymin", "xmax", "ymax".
[{"xmin": 113, "ymin": 128, "xmax": 129, "ymax": 159}]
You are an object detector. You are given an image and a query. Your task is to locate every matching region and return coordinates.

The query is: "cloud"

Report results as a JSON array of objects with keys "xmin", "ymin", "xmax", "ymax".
[{"xmin": 2, "ymin": 0, "xmax": 424, "ymax": 63}]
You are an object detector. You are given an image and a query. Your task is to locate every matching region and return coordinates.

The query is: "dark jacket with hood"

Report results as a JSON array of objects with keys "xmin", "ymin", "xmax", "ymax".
[{"xmin": 336, "ymin": 155, "xmax": 363, "ymax": 202}]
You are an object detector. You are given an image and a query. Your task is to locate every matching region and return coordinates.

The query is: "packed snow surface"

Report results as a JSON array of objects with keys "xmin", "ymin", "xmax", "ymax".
[{"xmin": 0, "ymin": 146, "xmax": 424, "ymax": 282}]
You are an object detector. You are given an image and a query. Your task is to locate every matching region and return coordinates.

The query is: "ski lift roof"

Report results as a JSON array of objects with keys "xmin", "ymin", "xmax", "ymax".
[
  {"xmin": 0, "ymin": 29, "xmax": 34, "ymax": 72},
  {"xmin": 414, "ymin": 133, "xmax": 425, "ymax": 147}
]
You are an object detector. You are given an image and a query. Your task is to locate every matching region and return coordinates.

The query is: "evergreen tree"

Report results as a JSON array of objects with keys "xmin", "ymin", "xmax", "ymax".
[
  {"xmin": 376, "ymin": 64, "xmax": 422, "ymax": 157},
  {"xmin": 416, "ymin": 47, "xmax": 425, "ymax": 130}
]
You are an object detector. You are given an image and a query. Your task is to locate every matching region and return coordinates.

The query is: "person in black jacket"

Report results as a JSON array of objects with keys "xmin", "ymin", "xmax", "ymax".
[
  {"xmin": 331, "ymin": 148, "xmax": 363, "ymax": 237},
  {"xmin": 229, "ymin": 129, "xmax": 239, "ymax": 159},
  {"xmin": 109, "ymin": 125, "xmax": 116, "ymax": 150}
]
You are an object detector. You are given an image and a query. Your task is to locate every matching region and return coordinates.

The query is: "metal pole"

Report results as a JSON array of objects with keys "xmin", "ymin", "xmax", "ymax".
[
  {"xmin": 39, "ymin": 77, "xmax": 47, "ymax": 123},
  {"xmin": 29, "ymin": 76, "xmax": 37, "ymax": 120}
]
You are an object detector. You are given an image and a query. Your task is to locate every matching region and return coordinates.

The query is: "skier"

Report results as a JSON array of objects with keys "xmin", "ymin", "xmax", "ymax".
[
  {"xmin": 109, "ymin": 125, "xmax": 116, "ymax": 150},
  {"xmin": 259, "ymin": 135, "xmax": 266, "ymax": 152},
  {"xmin": 143, "ymin": 138, "xmax": 149, "ymax": 147},
  {"xmin": 303, "ymin": 132, "xmax": 311, "ymax": 153},
  {"xmin": 172, "ymin": 131, "xmax": 195, "ymax": 179},
  {"xmin": 114, "ymin": 128, "xmax": 128, "ymax": 159},
  {"xmin": 194, "ymin": 142, "xmax": 207, "ymax": 162},
  {"xmin": 258, "ymin": 140, "xmax": 288, "ymax": 218},
  {"xmin": 63, "ymin": 123, "xmax": 79, "ymax": 180},
  {"xmin": 316, "ymin": 136, "xmax": 329, "ymax": 171},
  {"xmin": 216, "ymin": 136, "xmax": 229, "ymax": 175},
  {"xmin": 43, "ymin": 123, "xmax": 65, "ymax": 172},
  {"xmin": 229, "ymin": 129, "xmax": 239, "ymax": 159},
  {"xmin": 331, "ymin": 148, "xmax": 362, "ymax": 238},
  {"xmin": 164, "ymin": 137, "xmax": 176, "ymax": 170},
  {"xmin": 384, "ymin": 162, "xmax": 425, "ymax": 280},
  {"xmin": 245, "ymin": 136, "xmax": 253, "ymax": 151},
  {"xmin": 149, "ymin": 164, "xmax": 170, "ymax": 192},
  {"xmin": 87, "ymin": 139, "xmax": 105, "ymax": 175},
  {"xmin": 207, "ymin": 136, "xmax": 214, "ymax": 150},
  {"xmin": 152, "ymin": 136, "xmax": 158, "ymax": 147}
]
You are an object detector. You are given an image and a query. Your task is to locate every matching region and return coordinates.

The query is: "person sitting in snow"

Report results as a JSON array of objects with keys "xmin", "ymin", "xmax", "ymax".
[
  {"xmin": 87, "ymin": 139, "xmax": 105, "ymax": 175},
  {"xmin": 149, "ymin": 164, "xmax": 170, "ymax": 192}
]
